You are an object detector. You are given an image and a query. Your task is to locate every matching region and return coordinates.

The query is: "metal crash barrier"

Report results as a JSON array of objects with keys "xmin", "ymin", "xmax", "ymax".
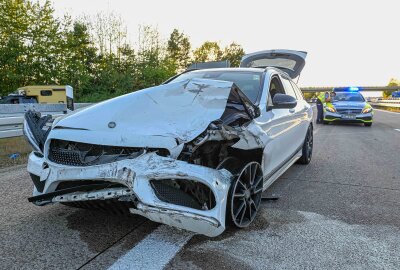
[{"xmin": 0, "ymin": 103, "xmax": 92, "ymax": 139}]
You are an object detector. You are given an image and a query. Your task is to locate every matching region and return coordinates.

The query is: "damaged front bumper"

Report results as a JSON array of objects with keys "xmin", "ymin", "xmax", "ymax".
[{"xmin": 27, "ymin": 152, "xmax": 232, "ymax": 237}]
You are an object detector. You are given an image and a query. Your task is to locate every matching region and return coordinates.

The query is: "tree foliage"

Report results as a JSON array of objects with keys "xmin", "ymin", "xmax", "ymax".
[
  {"xmin": 0, "ymin": 0, "xmax": 246, "ymax": 102},
  {"xmin": 193, "ymin": 41, "xmax": 222, "ymax": 62},
  {"xmin": 385, "ymin": 78, "xmax": 400, "ymax": 98},
  {"xmin": 222, "ymin": 42, "xmax": 245, "ymax": 67},
  {"xmin": 167, "ymin": 29, "xmax": 191, "ymax": 71}
]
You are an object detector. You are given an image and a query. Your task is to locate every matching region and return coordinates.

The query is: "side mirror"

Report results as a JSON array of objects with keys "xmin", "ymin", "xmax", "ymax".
[{"xmin": 272, "ymin": 93, "xmax": 297, "ymax": 109}]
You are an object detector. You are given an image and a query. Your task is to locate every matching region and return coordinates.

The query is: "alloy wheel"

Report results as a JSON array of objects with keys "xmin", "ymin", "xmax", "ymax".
[{"xmin": 229, "ymin": 162, "xmax": 263, "ymax": 228}]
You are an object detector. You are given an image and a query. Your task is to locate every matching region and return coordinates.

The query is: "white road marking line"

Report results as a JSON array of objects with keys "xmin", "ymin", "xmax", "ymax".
[
  {"xmin": 374, "ymin": 109, "xmax": 400, "ymax": 115},
  {"xmin": 108, "ymin": 225, "xmax": 193, "ymax": 270},
  {"xmin": 395, "ymin": 129, "xmax": 400, "ymax": 132}
]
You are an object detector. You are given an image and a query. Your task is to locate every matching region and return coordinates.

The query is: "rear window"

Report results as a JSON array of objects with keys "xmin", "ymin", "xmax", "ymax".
[
  {"xmin": 167, "ymin": 71, "xmax": 262, "ymax": 103},
  {"xmin": 249, "ymin": 58, "xmax": 296, "ymax": 70}
]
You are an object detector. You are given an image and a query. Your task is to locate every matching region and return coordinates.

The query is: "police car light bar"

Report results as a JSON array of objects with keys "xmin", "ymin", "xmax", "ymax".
[{"xmin": 348, "ymin": 87, "xmax": 360, "ymax": 91}]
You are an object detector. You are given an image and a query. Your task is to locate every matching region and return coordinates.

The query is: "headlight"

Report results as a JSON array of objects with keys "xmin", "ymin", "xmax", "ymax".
[
  {"xmin": 362, "ymin": 107, "xmax": 372, "ymax": 114},
  {"xmin": 325, "ymin": 106, "xmax": 336, "ymax": 113}
]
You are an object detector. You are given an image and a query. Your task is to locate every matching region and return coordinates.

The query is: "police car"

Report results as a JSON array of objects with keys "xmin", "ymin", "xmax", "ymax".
[{"xmin": 323, "ymin": 87, "xmax": 373, "ymax": 126}]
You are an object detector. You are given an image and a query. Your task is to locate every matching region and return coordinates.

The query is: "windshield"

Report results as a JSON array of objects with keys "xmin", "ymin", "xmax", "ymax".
[
  {"xmin": 333, "ymin": 92, "xmax": 365, "ymax": 102},
  {"xmin": 167, "ymin": 70, "xmax": 262, "ymax": 103}
]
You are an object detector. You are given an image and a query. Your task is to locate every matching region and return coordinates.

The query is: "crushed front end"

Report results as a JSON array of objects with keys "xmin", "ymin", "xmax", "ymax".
[
  {"xmin": 27, "ymin": 148, "xmax": 232, "ymax": 237},
  {"xmin": 23, "ymin": 79, "xmax": 265, "ymax": 237}
]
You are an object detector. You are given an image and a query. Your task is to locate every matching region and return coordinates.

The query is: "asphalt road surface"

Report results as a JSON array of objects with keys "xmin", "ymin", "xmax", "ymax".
[{"xmin": 1, "ymin": 109, "xmax": 399, "ymax": 270}]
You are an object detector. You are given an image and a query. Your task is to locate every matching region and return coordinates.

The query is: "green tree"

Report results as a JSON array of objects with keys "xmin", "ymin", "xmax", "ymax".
[
  {"xmin": 193, "ymin": 41, "xmax": 222, "ymax": 62},
  {"xmin": 222, "ymin": 42, "xmax": 245, "ymax": 67},
  {"xmin": 0, "ymin": 0, "xmax": 31, "ymax": 95},
  {"xmin": 24, "ymin": 0, "xmax": 64, "ymax": 84},
  {"xmin": 385, "ymin": 78, "xmax": 400, "ymax": 98},
  {"xmin": 0, "ymin": 0, "xmax": 64, "ymax": 95},
  {"xmin": 133, "ymin": 26, "xmax": 175, "ymax": 90},
  {"xmin": 60, "ymin": 21, "xmax": 97, "ymax": 100},
  {"xmin": 167, "ymin": 29, "xmax": 191, "ymax": 71},
  {"xmin": 0, "ymin": 1, "xmax": 247, "ymax": 102}
]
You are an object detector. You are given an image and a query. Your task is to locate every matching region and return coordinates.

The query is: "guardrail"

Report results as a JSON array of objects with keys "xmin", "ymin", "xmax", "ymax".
[
  {"xmin": 0, "ymin": 103, "xmax": 93, "ymax": 139},
  {"xmin": 370, "ymin": 100, "xmax": 400, "ymax": 108}
]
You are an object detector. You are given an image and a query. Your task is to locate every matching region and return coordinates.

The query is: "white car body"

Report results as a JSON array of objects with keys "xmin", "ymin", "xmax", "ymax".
[{"xmin": 24, "ymin": 50, "xmax": 313, "ymax": 237}]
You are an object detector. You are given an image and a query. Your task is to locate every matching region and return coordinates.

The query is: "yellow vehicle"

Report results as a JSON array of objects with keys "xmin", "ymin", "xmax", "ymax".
[{"xmin": 16, "ymin": 85, "xmax": 74, "ymax": 110}]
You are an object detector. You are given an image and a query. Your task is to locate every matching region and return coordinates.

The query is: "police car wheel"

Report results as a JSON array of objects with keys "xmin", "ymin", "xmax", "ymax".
[
  {"xmin": 298, "ymin": 124, "xmax": 313, "ymax": 165},
  {"xmin": 364, "ymin": 123, "xmax": 372, "ymax": 127}
]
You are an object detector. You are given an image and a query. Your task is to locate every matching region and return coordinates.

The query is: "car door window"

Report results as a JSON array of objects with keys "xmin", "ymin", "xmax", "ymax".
[
  {"xmin": 290, "ymin": 81, "xmax": 304, "ymax": 100},
  {"xmin": 268, "ymin": 76, "xmax": 285, "ymax": 107},
  {"xmin": 281, "ymin": 77, "xmax": 297, "ymax": 99}
]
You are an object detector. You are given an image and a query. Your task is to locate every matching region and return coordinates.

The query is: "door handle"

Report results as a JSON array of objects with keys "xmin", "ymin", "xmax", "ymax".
[{"xmin": 289, "ymin": 109, "xmax": 295, "ymax": 113}]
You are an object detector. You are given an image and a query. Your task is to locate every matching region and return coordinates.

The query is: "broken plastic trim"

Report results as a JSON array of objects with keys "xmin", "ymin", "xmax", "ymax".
[
  {"xmin": 24, "ymin": 111, "xmax": 52, "ymax": 152},
  {"xmin": 150, "ymin": 179, "xmax": 216, "ymax": 210},
  {"xmin": 221, "ymin": 84, "xmax": 260, "ymax": 126},
  {"xmin": 29, "ymin": 173, "xmax": 45, "ymax": 193},
  {"xmin": 28, "ymin": 181, "xmax": 127, "ymax": 203}
]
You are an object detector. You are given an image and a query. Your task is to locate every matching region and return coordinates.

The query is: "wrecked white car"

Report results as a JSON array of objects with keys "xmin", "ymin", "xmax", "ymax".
[{"xmin": 24, "ymin": 50, "xmax": 313, "ymax": 237}]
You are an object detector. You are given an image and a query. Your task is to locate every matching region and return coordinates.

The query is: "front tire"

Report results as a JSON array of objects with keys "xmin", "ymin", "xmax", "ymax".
[
  {"xmin": 297, "ymin": 124, "xmax": 313, "ymax": 165},
  {"xmin": 227, "ymin": 162, "xmax": 263, "ymax": 228},
  {"xmin": 364, "ymin": 122, "xmax": 372, "ymax": 127}
]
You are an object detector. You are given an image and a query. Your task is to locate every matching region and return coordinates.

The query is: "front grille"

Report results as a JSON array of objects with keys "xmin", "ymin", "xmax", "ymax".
[
  {"xmin": 48, "ymin": 139, "xmax": 169, "ymax": 166},
  {"xmin": 336, "ymin": 108, "xmax": 362, "ymax": 114}
]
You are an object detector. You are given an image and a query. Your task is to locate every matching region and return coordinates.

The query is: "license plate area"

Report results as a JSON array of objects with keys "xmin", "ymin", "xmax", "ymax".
[{"xmin": 342, "ymin": 114, "xmax": 356, "ymax": 119}]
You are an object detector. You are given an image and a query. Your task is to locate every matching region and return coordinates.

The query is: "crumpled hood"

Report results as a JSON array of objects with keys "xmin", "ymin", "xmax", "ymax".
[
  {"xmin": 51, "ymin": 79, "xmax": 236, "ymax": 149},
  {"xmin": 332, "ymin": 101, "xmax": 366, "ymax": 109}
]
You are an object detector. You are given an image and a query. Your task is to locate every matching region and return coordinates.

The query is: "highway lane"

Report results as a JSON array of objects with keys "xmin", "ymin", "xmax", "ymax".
[{"xmin": 0, "ymin": 109, "xmax": 399, "ymax": 269}]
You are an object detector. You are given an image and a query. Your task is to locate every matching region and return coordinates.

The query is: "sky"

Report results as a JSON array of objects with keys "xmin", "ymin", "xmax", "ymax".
[{"xmin": 52, "ymin": 0, "xmax": 400, "ymax": 87}]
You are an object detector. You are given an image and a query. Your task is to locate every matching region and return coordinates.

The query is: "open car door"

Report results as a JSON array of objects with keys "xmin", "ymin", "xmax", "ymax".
[{"xmin": 240, "ymin": 49, "xmax": 307, "ymax": 79}]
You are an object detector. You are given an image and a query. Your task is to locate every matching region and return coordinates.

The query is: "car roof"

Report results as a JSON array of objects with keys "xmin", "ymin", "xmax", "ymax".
[
  {"xmin": 185, "ymin": 67, "xmax": 291, "ymax": 78},
  {"xmin": 186, "ymin": 67, "xmax": 265, "ymax": 73}
]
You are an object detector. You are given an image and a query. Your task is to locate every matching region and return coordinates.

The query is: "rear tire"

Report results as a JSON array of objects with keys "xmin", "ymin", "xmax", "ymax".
[
  {"xmin": 297, "ymin": 124, "xmax": 313, "ymax": 165},
  {"xmin": 364, "ymin": 123, "xmax": 372, "ymax": 127}
]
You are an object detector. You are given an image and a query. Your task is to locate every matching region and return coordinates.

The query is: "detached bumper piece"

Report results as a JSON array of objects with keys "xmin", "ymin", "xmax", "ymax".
[{"xmin": 27, "ymin": 152, "xmax": 232, "ymax": 237}]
